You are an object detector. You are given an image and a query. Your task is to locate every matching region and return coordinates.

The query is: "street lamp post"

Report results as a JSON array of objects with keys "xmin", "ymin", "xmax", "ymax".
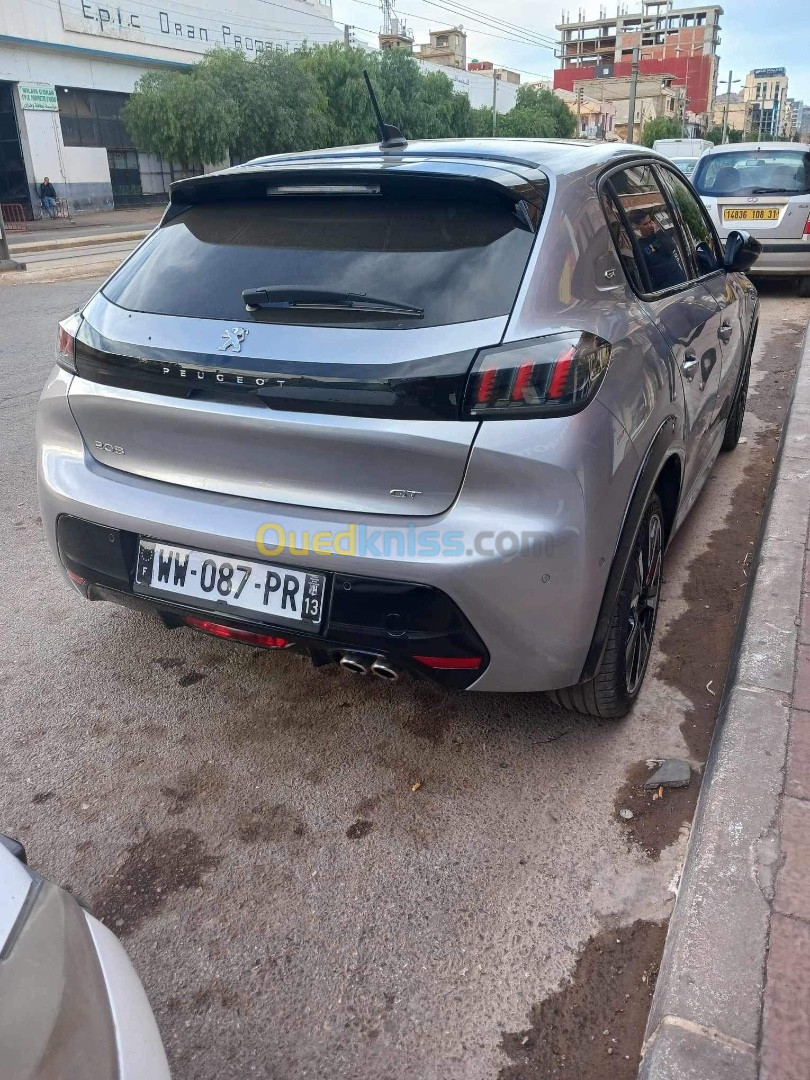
[
  {"xmin": 625, "ymin": 18, "xmax": 659, "ymax": 144},
  {"xmin": 627, "ymin": 44, "xmax": 641, "ymax": 144},
  {"xmin": 720, "ymin": 71, "xmax": 741, "ymax": 143}
]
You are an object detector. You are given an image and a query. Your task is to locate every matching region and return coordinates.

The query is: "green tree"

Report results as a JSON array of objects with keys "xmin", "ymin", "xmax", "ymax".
[
  {"xmin": 299, "ymin": 45, "xmax": 476, "ymax": 145},
  {"xmin": 639, "ymin": 116, "xmax": 684, "ymax": 147},
  {"xmin": 122, "ymin": 66, "xmax": 237, "ymax": 164},
  {"xmin": 298, "ymin": 43, "xmax": 378, "ymax": 146},
  {"xmin": 203, "ymin": 49, "xmax": 327, "ymax": 160},
  {"xmin": 470, "ymin": 104, "xmax": 496, "ymax": 137},
  {"xmin": 122, "ymin": 48, "xmax": 327, "ymax": 164},
  {"xmin": 704, "ymin": 125, "xmax": 743, "ymax": 145},
  {"xmin": 743, "ymin": 129, "xmax": 790, "ymax": 142},
  {"xmin": 122, "ymin": 44, "xmax": 562, "ymax": 165},
  {"xmin": 496, "ymin": 84, "xmax": 576, "ymax": 139}
]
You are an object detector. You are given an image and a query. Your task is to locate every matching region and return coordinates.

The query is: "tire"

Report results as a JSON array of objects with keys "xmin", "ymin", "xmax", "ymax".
[
  {"xmin": 721, "ymin": 351, "xmax": 751, "ymax": 451},
  {"xmin": 799, "ymin": 277, "xmax": 810, "ymax": 298},
  {"xmin": 546, "ymin": 493, "xmax": 664, "ymax": 719}
]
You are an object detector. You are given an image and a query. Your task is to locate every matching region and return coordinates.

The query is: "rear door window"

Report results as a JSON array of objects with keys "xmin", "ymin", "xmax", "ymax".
[
  {"xmin": 605, "ymin": 165, "xmax": 690, "ymax": 294},
  {"xmin": 103, "ymin": 192, "xmax": 540, "ymax": 329},
  {"xmin": 657, "ymin": 165, "xmax": 723, "ymax": 277},
  {"xmin": 601, "ymin": 191, "xmax": 645, "ymax": 293},
  {"xmin": 693, "ymin": 150, "xmax": 810, "ymax": 196}
]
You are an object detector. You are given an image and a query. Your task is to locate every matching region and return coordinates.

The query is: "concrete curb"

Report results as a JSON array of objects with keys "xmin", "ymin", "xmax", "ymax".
[
  {"xmin": 8, "ymin": 229, "xmax": 149, "ymax": 254},
  {"xmin": 639, "ymin": 317, "xmax": 810, "ymax": 1079}
]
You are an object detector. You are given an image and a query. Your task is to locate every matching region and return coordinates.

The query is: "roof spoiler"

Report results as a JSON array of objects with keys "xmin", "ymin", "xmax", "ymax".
[{"xmin": 164, "ymin": 160, "xmax": 548, "ymax": 224}]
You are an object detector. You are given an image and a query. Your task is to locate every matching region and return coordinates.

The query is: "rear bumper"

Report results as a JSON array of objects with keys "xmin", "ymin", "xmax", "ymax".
[
  {"xmin": 57, "ymin": 515, "xmax": 490, "ymax": 690},
  {"xmin": 749, "ymin": 245, "xmax": 810, "ymax": 275},
  {"xmin": 37, "ymin": 367, "xmax": 636, "ymax": 692}
]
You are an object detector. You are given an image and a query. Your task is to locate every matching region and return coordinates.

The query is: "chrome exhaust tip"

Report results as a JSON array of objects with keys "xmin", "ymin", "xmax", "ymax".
[
  {"xmin": 339, "ymin": 652, "xmax": 371, "ymax": 675},
  {"xmin": 370, "ymin": 658, "xmax": 401, "ymax": 682}
]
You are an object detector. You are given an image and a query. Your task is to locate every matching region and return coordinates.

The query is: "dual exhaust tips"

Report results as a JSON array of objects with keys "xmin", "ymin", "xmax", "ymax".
[{"xmin": 339, "ymin": 652, "xmax": 401, "ymax": 682}]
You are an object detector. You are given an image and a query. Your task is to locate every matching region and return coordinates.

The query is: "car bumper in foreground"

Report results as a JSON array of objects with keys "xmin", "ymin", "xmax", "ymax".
[{"xmin": 0, "ymin": 837, "xmax": 170, "ymax": 1080}]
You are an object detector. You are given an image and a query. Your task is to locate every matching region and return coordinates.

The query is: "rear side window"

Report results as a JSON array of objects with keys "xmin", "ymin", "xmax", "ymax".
[
  {"xmin": 606, "ymin": 165, "xmax": 690, "ymax": 294},
  {"xmin": 103, "ymin": 194, "xmax": 539, "ymax": 329},
  {"xmin": 693, "ymin": 150, "xmax": 810, "ymax": 196},
  {"xmin": 657, "ymin": 166, "xmax": 723, "ymax": 276},
  {"xmin": 601, "ymin": 193, "xmax": 645, "ymax": 293}
]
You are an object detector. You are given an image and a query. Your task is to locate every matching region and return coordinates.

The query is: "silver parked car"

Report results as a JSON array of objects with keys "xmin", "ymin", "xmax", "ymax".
[
  {"xmin": 0, "ymin": 834, "xmax": 170, "ymax": 1079},
  {"xmin": 692, "ymin": 141, "xmax": 810, "ymax": 295},
  {"xmin": 36, "ymin": 139, "xmax": 759, "ymax": 717}
]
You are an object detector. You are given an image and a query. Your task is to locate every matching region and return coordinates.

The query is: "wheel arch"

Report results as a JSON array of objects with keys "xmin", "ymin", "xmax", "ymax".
[{"xmin": 578, "ymin": 416, "xmax": 683, "ymax": 683}]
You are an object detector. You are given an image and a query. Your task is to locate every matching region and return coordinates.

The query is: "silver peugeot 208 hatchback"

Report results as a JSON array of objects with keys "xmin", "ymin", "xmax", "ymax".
[{"xmin": 36, "ymin": 139, "xmax": 759, "ymax": 717}]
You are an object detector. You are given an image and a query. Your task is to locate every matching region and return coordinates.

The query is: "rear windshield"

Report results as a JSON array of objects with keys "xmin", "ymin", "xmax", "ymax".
[
  {"xmin": 671, "ymin": 158, "xmax": 697, "ymax": 175},
  {"xmin": 103, "ymin": 194, "xmax": 539, "ymax": 329},
  {"xmin": 693, "ymin": 150, "xmax": 810, "ymax": 197}
]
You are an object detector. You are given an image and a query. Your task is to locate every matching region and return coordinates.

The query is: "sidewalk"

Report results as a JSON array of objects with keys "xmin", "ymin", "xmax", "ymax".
[
  {"xmin": 6, "ymin": 206, "xmax": 164, "ymax": 247},
  {"xmin": 640, "ymin": 322, "xmax": 810, "ymax": 1079}
]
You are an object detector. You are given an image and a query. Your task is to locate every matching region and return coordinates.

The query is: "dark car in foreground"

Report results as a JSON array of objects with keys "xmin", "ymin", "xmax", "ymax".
[{"xmin": 37, "ymin": 138, "xmax": 759, "ymax": 717}]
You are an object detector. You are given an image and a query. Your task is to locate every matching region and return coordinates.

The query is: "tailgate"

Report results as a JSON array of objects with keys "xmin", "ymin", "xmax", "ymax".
[
  {"xmin": 69, "ymin": 299, "xmax": 498, "ymax": 517},
  {"xmin": 67, "ymin": 169, "xmax": 543, "ymax": 517}
]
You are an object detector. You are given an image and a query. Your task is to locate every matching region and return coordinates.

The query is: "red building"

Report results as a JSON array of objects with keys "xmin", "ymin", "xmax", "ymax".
[{"xmin": 554, "ymin": 1, "xmax": 722, "ymax": 120}]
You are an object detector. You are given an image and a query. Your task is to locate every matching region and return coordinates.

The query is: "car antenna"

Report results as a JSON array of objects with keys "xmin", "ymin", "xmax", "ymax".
[{"xmin": 363, "ymin": 70, "xmax": 408, "ymax": 151}]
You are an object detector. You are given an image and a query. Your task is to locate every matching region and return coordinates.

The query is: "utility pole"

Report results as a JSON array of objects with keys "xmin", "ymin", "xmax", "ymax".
[
  {"xmin": 627, "ymin": 44, "xmax": 640, "ymax": 144},
  {"xmin": 344, "ymin": 23, "xmax": 351, "ymax": 49},
  {"xmin": 492, "ymin": 73, "xmax": 498, "ymax": 136},
  {"xmin": 720, "ymin": 70, "xmax": 733, "ymax": 144}
]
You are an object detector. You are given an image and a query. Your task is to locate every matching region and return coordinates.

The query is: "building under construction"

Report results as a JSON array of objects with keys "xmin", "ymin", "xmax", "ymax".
[{"xmin": 554, "ymin": 1, "xmax": 722, "ymax": 121}]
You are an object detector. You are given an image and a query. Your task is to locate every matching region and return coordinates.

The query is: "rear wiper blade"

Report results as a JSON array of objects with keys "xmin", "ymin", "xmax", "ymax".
[
  {"xmin": 749, "ymin": 187, "xmax": 794, "ymax": 194},
  {"xmin": 242, "ymin": 286, "xmax": 424, "ymax": 317}
]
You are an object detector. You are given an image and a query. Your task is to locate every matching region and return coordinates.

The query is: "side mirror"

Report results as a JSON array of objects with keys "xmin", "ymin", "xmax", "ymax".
[{"xmin": 724, "ymin": 230, "xmax": 762, "ymax": 273}]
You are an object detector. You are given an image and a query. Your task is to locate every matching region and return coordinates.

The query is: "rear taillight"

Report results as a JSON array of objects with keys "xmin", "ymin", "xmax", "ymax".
[
  {"xmin": 184, "ymin": 615, "xmax": 290, "ymax": 649},
  {"xmin": 804, "ymin": 213, "xmax": 810, "ymax": 236},
  {"xmin": 56, "ymin": 312, "xmax": 82, "ymax": 374},
  {"xmin": 413, "ymin": 655, "xmax": 483, "ymax": 670},
  {"xmin": 463, "ymin": 333, "xmax": 611, "ymax": 419}
]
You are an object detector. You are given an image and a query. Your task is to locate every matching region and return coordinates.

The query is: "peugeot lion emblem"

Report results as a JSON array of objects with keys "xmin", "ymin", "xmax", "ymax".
[{"xmin": 219, "ymin": 327, "xmax": 249, "ymax": 353}]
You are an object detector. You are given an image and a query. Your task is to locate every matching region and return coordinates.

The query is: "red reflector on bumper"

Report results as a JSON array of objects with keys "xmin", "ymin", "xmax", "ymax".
[
  {"xmin": 66, "ymin": 570, "xmax": 86, "ymax": 585},
  {"xmin": 184, "ymin": 616, "xmax": 289, "ymax": 649},
  {"xmin": 413, "ymin": 655, "xmax": 482, "ymax": 670}
]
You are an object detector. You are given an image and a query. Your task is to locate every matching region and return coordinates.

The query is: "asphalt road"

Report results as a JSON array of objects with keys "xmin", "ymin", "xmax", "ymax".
[{"xmin": 1, "ymin": 273, "xmax": 808, "ymax": 1080}]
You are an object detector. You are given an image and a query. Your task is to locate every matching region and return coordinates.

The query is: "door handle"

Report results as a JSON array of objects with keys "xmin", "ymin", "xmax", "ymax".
[
  {"xmin": 718, "ymin": 322, "xmax": 733, "ymax": 343},
  {"xmin": 682, "ymin": 353, "xmax": 700, "ymax": 381}
]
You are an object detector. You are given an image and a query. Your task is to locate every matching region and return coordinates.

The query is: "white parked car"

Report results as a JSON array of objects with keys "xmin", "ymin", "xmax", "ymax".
[
  {"xmin": 692, "ymin": 142, "xmax": 810, "ymax": 295},
  {"xmin": 0, "ymin": 834, "xmax": 170, "ymax": 1080}
]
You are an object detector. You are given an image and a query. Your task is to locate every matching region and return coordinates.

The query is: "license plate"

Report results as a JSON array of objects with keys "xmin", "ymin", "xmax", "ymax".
[
  {"xmin": 723, "ymin": 207, "xmax": 780, "ymax": 222},
  {"xmin": 134, "ymin": 541, "xmax": 325, "ymax": 628}
]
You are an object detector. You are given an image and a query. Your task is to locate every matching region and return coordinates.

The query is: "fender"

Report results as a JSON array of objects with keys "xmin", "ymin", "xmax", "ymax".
[{"xmin": 578, "ymin": 415, "xmax": 682, "ymax": 683}]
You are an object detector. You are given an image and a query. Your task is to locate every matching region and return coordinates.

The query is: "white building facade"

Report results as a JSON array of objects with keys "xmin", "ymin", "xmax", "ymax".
[
  {"xmin": 1, "ymin": 1, "xmax": 520, "ymax": 219},
  {"xmin": 0, "ymin": 0, "xmax": 342, "ymax": 216}
]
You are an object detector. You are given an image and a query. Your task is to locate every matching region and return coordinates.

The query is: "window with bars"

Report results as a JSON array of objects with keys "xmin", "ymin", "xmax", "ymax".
[{"xmin": 57, "ymin": 87, "xmax": 132, "ymax": 149}]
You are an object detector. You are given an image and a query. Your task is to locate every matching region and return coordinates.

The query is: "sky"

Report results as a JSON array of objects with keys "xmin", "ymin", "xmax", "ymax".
[{"xmin": 332, "ymin": 0, "xmax": 810, "ymax": 103}]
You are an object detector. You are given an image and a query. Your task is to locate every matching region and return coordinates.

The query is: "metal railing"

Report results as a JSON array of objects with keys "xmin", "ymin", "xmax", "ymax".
[{"xmin": 0, "ymin": 203, "xmax": 28, "ymax": 233}]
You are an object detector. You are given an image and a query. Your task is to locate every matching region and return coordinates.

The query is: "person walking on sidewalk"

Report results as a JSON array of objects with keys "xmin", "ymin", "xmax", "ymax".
[{"xmin": 39, "ymin": 178, "xmax": 57, "ymax": 219}]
